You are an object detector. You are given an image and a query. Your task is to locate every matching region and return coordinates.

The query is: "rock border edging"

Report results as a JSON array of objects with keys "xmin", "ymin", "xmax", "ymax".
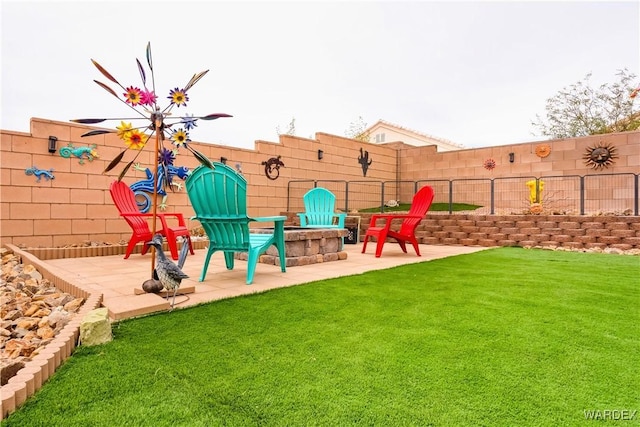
[{"xmin": 1, "ymin": 244, "xmax": 103, "ymax": 420}]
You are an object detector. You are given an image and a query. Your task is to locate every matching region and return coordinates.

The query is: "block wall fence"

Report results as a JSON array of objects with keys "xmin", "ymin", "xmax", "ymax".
[{"xmin": 1, "ymin": 118, "xmax": 638, "ymax": 248}]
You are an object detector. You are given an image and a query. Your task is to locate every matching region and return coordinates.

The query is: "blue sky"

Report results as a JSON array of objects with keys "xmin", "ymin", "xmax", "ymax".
[{"xmin": 1, "ymin": 0, "xmax": 638, "ymax": 149}]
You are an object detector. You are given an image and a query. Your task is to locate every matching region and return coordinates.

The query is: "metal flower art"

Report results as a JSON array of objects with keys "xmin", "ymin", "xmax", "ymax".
[{"xmin": 71, "ymin": 42, "xmax": 232, "ymax": 187}]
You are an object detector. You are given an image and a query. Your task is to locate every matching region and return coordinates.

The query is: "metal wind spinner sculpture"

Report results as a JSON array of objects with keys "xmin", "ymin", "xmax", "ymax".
[{"xmin": 71, "ymin": 42, "xmax": 232, "ymax": 277}]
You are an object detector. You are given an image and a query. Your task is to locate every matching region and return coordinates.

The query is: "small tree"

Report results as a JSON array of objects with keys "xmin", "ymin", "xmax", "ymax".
[
  {"xmin": 345, "ymin": 116, "xmax": 370, "ymax": 142},
  {"xmin": 531, "ymin": 69, "xmax": 640, "ymax": 139},
  {"xmin": 276, "ymin": 117, "xmax": 296, "ymax": 136}
]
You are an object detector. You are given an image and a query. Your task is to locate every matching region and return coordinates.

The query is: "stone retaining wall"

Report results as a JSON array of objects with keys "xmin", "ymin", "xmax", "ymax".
[{"xmin": 284, "ymin": 213, "xmax": 640, "ymax": 250}]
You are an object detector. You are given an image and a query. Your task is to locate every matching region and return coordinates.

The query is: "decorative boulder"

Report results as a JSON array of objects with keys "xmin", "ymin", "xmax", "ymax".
[{"xmin": 79, "ymin": 308, "xmax": 112, "ymax": 346}]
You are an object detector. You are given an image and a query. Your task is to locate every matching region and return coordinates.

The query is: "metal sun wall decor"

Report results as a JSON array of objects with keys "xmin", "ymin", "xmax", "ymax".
[
  {"xmin": 583, "ymin": 141, "xmax": 618, "ymax": 170},
  {"xmin": 535, "ymin": 143, "xmax": 552, "ymax": 158},
  {"xmin": 261, "ymin": 155, "xmax": 285, "ymax": 180},
  {"xmin": 71, "ymin": 42, "xmax": 232, "ymax": 277}
]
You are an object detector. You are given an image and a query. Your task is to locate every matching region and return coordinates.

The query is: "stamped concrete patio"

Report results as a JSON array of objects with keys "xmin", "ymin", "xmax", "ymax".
[{"xmin": 43, "ymin": 242, "xmax": 490, "ymax": 321}]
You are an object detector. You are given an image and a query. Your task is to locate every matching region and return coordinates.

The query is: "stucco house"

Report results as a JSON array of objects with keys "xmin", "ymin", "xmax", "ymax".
[{"xmin": 364, "ymin": 119, "xmax": 464, "ymax": 151}]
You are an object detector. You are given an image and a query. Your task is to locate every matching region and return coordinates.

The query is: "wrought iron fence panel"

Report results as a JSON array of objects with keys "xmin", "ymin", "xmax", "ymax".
[
  {"xmin": 287, "ymin": 180, "xmax": 317, "ymax": 212},
  {"xmin": 287, "ymin": 174, "xmax": 639, "ymax": 216},
  {"xmin": 345, "ymin": 181, "xmax": 384, "ymax": 213},
  {"xmin": 315, "ymin": 180, "xmax": 348, "ymax": 211},
  {"xmin": 450, "ymin": 179, "xmax": 494, "ymax": 214},
  {"xmin": 416, "ymin": 179, "xmax": 455, "ymax": 213},
  {"xmin": 535, "ymin": 175, "xmax": 583, "ymax": 214},
  {"xmin": 493, "ymin": 176, "xmax": 539, "ymax": 214},
  {"xmin": 381, "ymin": 181, "xmax": 417, "ymax": 212},
  {"xmin": 582, "ymin": 173, "xmax": 638, "ymax": 215}
]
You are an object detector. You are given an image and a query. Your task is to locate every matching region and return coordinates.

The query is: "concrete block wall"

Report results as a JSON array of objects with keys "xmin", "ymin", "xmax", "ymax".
[
  {"xmin": 1, "ymin": 118, "xmax": 638, "ymax": 248},
  {"xmin": 1, "ymin": 119, "xmax": 397, "ymax": 247},
  {"xmin": 399, "ymin": 131, "xmax": 639, "ymax": 181}
]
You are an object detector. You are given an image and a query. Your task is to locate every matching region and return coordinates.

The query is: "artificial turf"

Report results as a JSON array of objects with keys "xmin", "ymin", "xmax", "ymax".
[{"xmin": 4, "ymin": 247, "xmax": 639, "ymax": 426}]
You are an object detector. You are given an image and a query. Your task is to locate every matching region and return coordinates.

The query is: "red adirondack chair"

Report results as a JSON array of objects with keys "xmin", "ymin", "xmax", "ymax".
[
  {"xmin": 362, "ymin": 185, "xmax": 435, "ymax": 258},
  {"xmin": 109, "ymin": 180, "xmax": 194, "ymax": 260}
]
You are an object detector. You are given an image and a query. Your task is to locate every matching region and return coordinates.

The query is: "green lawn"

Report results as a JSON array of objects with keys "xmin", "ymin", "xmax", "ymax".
[
  {"xmin": 358, "ymin": 202, "xmax": 482, "ymax": 213},
  {"xmin": 5, "ymin": 247, "xmax": 639, "ymax": 426}
]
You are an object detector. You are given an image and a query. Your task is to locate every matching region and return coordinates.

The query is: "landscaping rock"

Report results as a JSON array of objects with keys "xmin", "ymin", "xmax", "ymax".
[
  {"xmin": 79, "ymin": 308, "xmax": 112, "ymax": 346},
  {"xmin": 0, "ymin": 249, "xmax": 83, "ymax": 384}
]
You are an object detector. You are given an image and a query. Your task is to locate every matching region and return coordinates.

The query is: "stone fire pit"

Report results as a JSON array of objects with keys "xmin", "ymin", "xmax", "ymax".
[{"xmin": 235, "ymin": 227, "xmax": 349, "ymax": 267}]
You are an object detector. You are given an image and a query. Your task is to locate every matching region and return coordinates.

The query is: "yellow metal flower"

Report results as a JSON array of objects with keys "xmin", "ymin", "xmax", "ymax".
[
  {"xmin": 124, "ymin": 86, "xmax": 142, "ymax": 105},
  {"xmin": 116, "ymin": 121, "xmax": 133, "ymax": 139},
  {"xmin": 170, "ymin": 129, "xmax": 190, "ymax": 147},
  {"xmin": 123, "ymin": 129, "xmax": 148, "ymax": 150},
  {"xmin": 168, "ymin": 88, "xmax": 188, "ymax": 107}
]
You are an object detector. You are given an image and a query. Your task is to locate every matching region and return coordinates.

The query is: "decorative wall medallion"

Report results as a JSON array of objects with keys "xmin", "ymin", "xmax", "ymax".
[
  {"xmin": 483, "ymin": 158, "xmax": 496, "ymax": 171},
  {"xmin": 583, "ymin": 141, "xmax": 617, "ymax": 170},
  {"xmin": 535, "ymin": 143, "xmax": 551, "ymax": 158},
  {"xmin": 261, "ymin": 155, "xmax": 285, "ymax": 180}
]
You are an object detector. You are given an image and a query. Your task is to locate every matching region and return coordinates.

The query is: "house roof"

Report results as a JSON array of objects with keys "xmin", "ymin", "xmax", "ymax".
[{"xmin": 365, "ymin": 119, "xmax": 465, "ymax": 149}]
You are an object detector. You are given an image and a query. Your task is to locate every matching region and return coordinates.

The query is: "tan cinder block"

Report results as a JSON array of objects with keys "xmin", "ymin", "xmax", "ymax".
[
  {"xmin": 88, "ymin": 204, "xmax": 119, "ymax": 220},
  {"xmin": 11, "ymin": 203, "xmax": 50, "ymax": 219},
  {"xmin": 551, "ymin": 138, "xmax": 577, "ymax": 152},
  {"xmin": 51, "ymin": 172, "xmax": 88, "ymax": 189},
  {"xmin": 30, "ymin": 152, "xmax": 71, "ymax": 172},
  {"xmin": 30, "ymin": 120, "xmax": 72, "ymax": 140},
  {"xmin": 87, "ymin": 174, "xmax": 113, "ymax": 191},
  {"xmin": 51, "ymin": 203, "xmax": 87, "ymax": 219},
  {"xmin": 11, "ymin": 235, "xmax": 53, "ymax": 247},
  {"xmin": 32, "ymin": 187, "xmax": 70, "ymax": 203},
  {"xmin": 2, "ymin": 185, "xmax": 33, "ymax": 203},
  {"xmin": 72, "ymin": 219, "xmax": 107, "ymax": 235},
  {"xmin": 1, "ymin": 132, "xmax": 14, "ymax": 150},
  {"xmin": 1, "ymin": 220, "xmax": 34, "ymax": 236},
  {"xmin": 1, "ymin": 166, "xmax": 11, "ymax": 186},
  {"xmin": 70, "ymin": 189, "xmax": 106, "ymax": 204},
  {"xmin": 1, "ymin": 151, "xmax": 33, "ymax": 170},
  {"xmin": 34, "ymin": 219, "xmax": 71, "ymax": 235}
]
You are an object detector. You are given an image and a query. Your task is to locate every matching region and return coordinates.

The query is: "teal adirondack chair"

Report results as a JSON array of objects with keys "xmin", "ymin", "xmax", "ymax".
[
  {"xmin": 297, "ymin": 187, "xmax": 347, "ymax": 246},
  {"xmin": 185, "ymin": 163, "xmax": 286, "ymax": 285}
]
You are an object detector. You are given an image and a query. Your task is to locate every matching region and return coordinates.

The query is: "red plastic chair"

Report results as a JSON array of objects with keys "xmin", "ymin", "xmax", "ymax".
[
  {"xmin": 109, "ymin": 180, "xmax": 194, "ymax": 260},
  {"xmin": 362, "ymin": 186, "xmax": 435, "ymax": 258}
]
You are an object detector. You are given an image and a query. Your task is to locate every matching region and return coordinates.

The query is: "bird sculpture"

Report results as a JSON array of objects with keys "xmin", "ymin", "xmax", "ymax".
[{"xmin": 147, "ymin": 234, "xmax": 189, "ymax": 310}]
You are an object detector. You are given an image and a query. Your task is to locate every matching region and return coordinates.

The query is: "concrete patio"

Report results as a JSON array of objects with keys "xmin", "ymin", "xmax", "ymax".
[{"xmin": 43, "ymin": 242, "xmax": 491, "ymax": 321}]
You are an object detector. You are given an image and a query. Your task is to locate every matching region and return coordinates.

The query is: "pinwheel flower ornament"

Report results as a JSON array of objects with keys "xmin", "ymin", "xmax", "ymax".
[{"xmin": 71, "ymin": 42, "xmax": 232, "ymax": 185}]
